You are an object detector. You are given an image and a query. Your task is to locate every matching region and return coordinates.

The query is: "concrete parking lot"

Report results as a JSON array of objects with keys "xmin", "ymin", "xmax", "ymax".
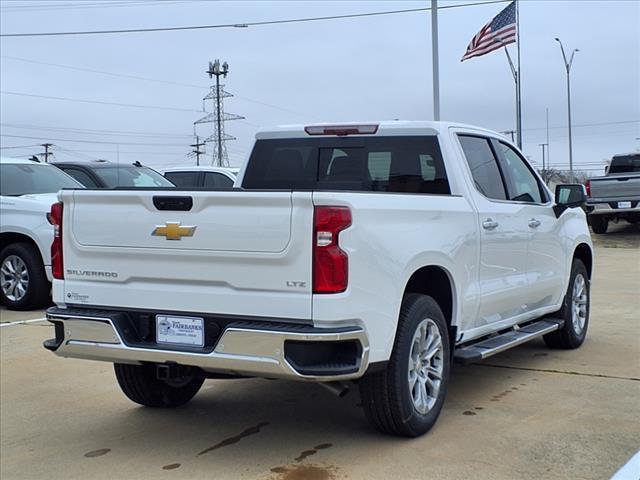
[{"xmin": 1, "ymin": 223, "xmax": 639, "ymax": 480}]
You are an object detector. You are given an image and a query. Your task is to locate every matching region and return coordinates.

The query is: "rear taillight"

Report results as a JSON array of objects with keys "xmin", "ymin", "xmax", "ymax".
[
  {"xmin": 585, "ymin": 180, "xmax": 591, "ymax": 197},
  {"xmin": 49, "ymin": 202, "xmax": 64, "ymax": 280},
  {"xmin": 313, "ymin": 206, "xmax": 352, "ymax": 294}
]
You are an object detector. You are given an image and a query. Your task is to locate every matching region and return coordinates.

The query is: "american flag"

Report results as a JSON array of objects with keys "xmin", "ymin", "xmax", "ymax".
[{"xmin": 461, "ymin": 1, "xmax": 517, "ymax": 62}]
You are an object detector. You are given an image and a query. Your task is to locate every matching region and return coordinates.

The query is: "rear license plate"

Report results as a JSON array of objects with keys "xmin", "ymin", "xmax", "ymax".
[
  {"xmin": 156, "ymin": 315, "xmax": 204, "ymax": 347},
  {"xmin": 618, "ymin": 201, "xmax": 632, "ymax": 209}
]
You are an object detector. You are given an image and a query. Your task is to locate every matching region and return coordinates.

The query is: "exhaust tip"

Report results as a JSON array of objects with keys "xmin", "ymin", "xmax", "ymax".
[{"xmin": 319, "ymin": 381, "xmax": 350, "ymax": 398}]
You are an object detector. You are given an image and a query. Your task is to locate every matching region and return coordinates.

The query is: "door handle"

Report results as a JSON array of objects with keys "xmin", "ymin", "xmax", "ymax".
[
  {"xmin": 528, "ymin": 218, "xmax": 541, "ymax": 229},
  {"xmin": 482, "ymin": 219, "xmax": 499, "ymax": 230}
]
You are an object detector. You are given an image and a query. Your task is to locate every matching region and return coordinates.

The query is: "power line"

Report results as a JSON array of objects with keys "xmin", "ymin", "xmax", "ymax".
[
  {"xmin": 1, "ymin": 133, "xmax": 188, "ymax": 146},
  {"xmin": 1, "ymin": 90, "xmax": 261, "ymax": 127},
  {"xmin": 521, "ymin": 120, "xmax": 639, "ymax": 132},
  {"xmin": 1, "ymin": 90, "xmax": 200, "ymax": 113},
  {"xmin": 0, "ymin": 1, "xmax": 509, "ymax": 37},
  {"xmin": 1, "ymin": 122, "xmax": 193, "ymax": 138},
  {"xmin": 0, "ymin": 143, "xmax": 40, "ymax": 150},
  {"xmin": 39, "ymin": 148, "xmax": 196, "ymax": 156},
  {"xmin": 53, "ymin": 146, "xmax": 95, "ymax": 162},
  {"xmin": 1, "ymin": 55, "xmax": 207, "ymax": 90},
  {"xmin": 1, "ymin": 1, "xmax": 196, "ymax": 13},
  {"xmin": 1, "ymin": 55, "xmax": 314, "ymax": 118}
]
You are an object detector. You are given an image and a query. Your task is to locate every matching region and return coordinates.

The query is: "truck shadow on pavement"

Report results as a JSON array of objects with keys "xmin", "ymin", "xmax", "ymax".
[{"xmin": 74, "ymin": 343, "xmax": 559, "ymax": 476}]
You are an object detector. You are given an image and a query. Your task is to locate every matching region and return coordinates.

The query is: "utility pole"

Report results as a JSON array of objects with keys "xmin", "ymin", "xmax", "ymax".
[
  {"xmin": 555, "ymin": 38, "xmax": 579, "ymax": 182},
  {"xmin": 546, "ymin": 107, "xmax": 550, "ymax": 166},
  {"xmin": 194, "ymin": 59, "xmax": 244, "ymax": 167},
  {"xmin": 431, "ymin": 0, "xmax": 440, "ymax": 121},
  {"xmin": 190, "ymin": 136, "xmax": 205, "ymax": 166},
  {"xmin": 41, "ymin": 143, "xmax": 53, "ymax": 163},
  {"xmin": 502, "ymin": 130, "xmax": 516, "ymax": 142},
  {"xmin": 538, "ymin": 143, "xmax": 548, "ymax": 170}
]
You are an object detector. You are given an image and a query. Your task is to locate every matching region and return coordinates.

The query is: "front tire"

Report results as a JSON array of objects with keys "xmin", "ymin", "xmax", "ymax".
[
  {"xmin": 114, "ymin": 363, "xmax": 204, "ymax": 408},
  {"xmin": 590, "ymin": 216, "xmax": 608, "ymax": 234},
  {"xmin": 359, "ymin": 294, "xmax": 451, "ymax": 437},
  {"xmin": 543, "ymin": 259, "xmax": 590, "ymax": 349},
  {"xmin": 0, "ymin": 243, "xmax": 49, "ymax": 310}
]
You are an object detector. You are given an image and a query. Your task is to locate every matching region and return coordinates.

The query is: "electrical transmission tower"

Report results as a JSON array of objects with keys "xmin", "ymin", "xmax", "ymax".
[{"xmin": 194, "ymin": 60, "xmax": 244, "ymax": 167}]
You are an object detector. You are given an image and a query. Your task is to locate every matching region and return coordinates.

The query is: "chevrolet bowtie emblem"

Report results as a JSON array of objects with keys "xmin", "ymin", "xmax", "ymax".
[{"xmin": 151, "ymin": 222, "xmax": 196, "ymax": 240}]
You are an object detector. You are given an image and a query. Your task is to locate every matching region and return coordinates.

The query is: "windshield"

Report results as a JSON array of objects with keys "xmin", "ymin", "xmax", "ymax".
[
  {"xmin": 93, "ymin": 166, "xmax": 174, "ymax": 188},
  {"xmin": 0, "ymin": 163, "xmax": 82, "ymax": 196},
  {"xmin": 608, "ymin": 154, "xmax": 640, "ymax": 174}
]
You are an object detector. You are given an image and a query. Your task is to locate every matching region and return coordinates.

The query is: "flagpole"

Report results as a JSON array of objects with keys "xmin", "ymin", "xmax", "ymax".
[
  {"xmin": 496, "ymin": 39, "xmax": 518, "ymax": 145},
  {"xmin": 515, "ymin": 0, "xmax": 522, "ymax": 148},
  {"xmin": 431, "ymin": 0, "xmax": 440, "ymax": 121}
]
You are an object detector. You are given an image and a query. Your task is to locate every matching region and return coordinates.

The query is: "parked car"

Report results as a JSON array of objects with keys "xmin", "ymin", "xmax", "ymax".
[
  {"xmin": 586, "ymin": 153, "xmax": 640, "ymax": 233},
  {"xmin": 160, "ymin": 166, "xmax": 238, "ymax": 188},
  {"xmin": 52, "ymin": 160, "xmax": 175, "ymax": 188},
  {"xmin": 0, "ymin": 157, "xmax": 83, "ymax": 309},
  {"xmin": 44, "ymin": 121, "xmax": 592, "ymax": 437}
]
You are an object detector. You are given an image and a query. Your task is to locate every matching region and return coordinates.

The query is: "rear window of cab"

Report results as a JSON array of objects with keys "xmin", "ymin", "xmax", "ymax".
[{"xmin": 242, "ymin": 136, "xmax": 450, "ymax": 195}]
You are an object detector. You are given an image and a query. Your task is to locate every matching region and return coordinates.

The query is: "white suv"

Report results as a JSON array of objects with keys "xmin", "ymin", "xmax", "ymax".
[{"xmin": 0, "ymin": 157, "xmax": 82, "ymax": 309}]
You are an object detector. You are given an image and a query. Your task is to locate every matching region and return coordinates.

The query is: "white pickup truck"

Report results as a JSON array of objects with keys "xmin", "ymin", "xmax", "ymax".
[{"xmin": 44, "ymin": 121, "xmax": 593, "ymax": 437}]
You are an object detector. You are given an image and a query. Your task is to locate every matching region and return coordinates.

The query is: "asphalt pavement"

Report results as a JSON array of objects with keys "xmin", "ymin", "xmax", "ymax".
[{"xmin": 1, "ymin": 223, "xmax": 638, "ymax": 480}]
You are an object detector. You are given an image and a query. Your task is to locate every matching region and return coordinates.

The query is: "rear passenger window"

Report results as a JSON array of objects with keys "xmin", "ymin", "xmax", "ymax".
[
  {"xmin": 164, "ymin": 171, "xmax": 200, "ymax": 188},
  {"xmin": 243, "ymin": 136, "xmax": 450, "ymax": 194},
  {"xmin": 458, "ymin": 135, "xmax": 507, "ymax": 200},
  {"xmin": 203, "ymin": 172, "xmax": 234, "ymax": 188},
  {"xmin": 61, "ymin": 168, "xmax": 99, "ymax": 188}
]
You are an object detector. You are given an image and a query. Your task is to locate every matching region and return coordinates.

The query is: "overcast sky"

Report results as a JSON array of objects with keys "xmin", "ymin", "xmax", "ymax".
[{"xmin": 1, "ymin": 0, "xmax": 638, "ymax": 174}]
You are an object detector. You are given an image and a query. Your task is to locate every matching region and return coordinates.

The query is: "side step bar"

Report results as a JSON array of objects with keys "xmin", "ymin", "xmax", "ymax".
[{"xmin": 454, "ymin": 318, "xmax": 564, "ymax": 365}]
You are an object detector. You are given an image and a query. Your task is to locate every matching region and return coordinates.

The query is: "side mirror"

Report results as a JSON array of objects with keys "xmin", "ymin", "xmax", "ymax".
[{"xmin": 553, "ymin": 183, "xmax": 587, "ymax": 218}]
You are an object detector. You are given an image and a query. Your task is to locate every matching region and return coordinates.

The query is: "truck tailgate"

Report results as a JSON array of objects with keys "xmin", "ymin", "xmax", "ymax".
[
  {"xmin": 589, "ymin": 175, "xmax": 640, "ymax": 202},
  {"xmin": 57, "ymin": 189, "xmax": 313, "ymax": 320}
]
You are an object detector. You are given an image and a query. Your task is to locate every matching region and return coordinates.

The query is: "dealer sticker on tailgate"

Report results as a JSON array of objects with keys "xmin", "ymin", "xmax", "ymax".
[{"xmin": 156, "ymin": 315, "xmax": 204, "ymax": 347}]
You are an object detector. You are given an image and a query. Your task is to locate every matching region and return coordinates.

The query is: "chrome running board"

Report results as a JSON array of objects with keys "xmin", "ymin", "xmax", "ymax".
[{"xmin": 454, "ymin": 318, "xmax": 564, "ymax": 365}]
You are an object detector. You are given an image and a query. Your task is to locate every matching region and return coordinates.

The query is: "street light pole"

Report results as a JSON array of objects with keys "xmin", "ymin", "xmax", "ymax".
[{"xmin": 555, "ymin": 38, "xmax": 578, "ymax": 181}]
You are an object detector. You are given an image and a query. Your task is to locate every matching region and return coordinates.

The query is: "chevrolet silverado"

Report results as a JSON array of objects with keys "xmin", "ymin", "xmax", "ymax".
[{"xmin": 44, "ymin": 121, "xmax": 593, "ymax": 437}]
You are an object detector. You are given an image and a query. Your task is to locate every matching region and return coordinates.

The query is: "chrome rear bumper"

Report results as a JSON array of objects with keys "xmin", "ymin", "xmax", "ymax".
[{"xmin": 45, "ymin": 308, "xmax": 369, "ymax": 382}]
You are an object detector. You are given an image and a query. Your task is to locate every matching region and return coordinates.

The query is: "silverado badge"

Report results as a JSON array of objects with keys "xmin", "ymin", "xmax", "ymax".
[{"xmin": 151, "ymin": 222, "xmax": 196, "ymax": 240}]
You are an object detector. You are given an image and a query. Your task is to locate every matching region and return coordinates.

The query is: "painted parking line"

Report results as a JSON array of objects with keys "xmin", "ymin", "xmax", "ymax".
[{"xmin": 0, "ymin": 317, "xmax": 47, "ymax": 327}]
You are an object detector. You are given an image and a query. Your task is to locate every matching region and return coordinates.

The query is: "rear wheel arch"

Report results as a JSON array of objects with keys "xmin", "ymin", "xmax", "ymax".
[
  {"xmin": 0, "ymin": 232, "xmax": 42, "ymax": 257},
  {"xmin": 0, "ymin": 232, "xmax": 49, "ymax": 269},
  {"xmin": 402, "ymin": 266, "xmax": 457, "ymax": 346}
]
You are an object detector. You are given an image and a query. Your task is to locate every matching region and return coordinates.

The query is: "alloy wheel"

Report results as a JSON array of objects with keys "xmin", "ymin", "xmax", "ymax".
[
  {"xmin": 1, "ymin": 255, "xmax": 29, "ymax": 302},
  {"xmin": 408, "ymin": 318, "xmax": 444, "ymax": 414}
]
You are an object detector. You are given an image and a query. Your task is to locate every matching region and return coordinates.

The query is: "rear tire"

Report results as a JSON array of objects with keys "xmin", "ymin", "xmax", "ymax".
[
  {"xmin": 114, "ymin": 363, "xmax": 204, "ymax": 408},
  {"xmin": 0, "ymin": 243, "xmax": 49, "ymax": 310},
  {"xmin": 590, "ymin": 216, "xmax": 608, "ymax": 234},
  {"xmin": 543, "ymin": 259, "xmax": 590, "ymax": 349},
  {"xmin": 359, "ymin": 294, "xmax": 450, "ymax": 437}
]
